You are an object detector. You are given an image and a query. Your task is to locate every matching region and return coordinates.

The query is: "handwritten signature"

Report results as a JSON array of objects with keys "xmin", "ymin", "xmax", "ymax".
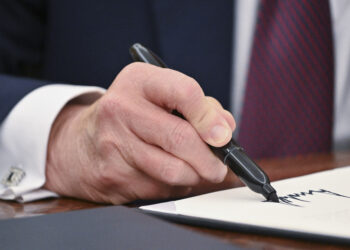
[{"xmin": 277, "ymin": 189, "xmax": 350, "ymax": 207}]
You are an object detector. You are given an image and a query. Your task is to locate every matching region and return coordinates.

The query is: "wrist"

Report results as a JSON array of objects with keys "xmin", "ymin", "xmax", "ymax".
[{"xmin": 44, "ymin": 102, "xmax": 89, "ymax": 196}]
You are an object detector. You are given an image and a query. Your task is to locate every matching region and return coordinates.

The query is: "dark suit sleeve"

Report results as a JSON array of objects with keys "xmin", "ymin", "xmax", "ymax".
[{"xmin": 0, "ymin": 0, "xmax": 48, "ymax": 122}]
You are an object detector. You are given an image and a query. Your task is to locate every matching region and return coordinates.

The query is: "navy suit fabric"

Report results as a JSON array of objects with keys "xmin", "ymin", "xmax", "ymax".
[{"xmin": 0, "ymin": 0, "xmax": 233, "ymax": 123}]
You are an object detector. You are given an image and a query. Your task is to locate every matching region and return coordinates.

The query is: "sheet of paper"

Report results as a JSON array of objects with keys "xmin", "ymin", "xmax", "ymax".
[{"xmin": 141, "ymin": 166, "xmax": 350, "ymax": 239}]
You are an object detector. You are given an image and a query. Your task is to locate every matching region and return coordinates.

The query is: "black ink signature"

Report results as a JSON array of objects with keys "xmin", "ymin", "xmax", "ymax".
[{"xmin": 277, "ymin": 189, "xmax": 350, "ymax": 207}]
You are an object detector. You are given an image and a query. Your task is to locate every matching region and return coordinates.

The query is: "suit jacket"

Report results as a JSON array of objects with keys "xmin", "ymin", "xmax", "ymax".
[{"xmin": 0, "ymin": 0, "xmax": 234, "ymax": 123}]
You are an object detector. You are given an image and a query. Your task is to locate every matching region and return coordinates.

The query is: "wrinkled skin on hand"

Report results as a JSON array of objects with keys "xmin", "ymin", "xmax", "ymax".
[{"xmin": 45, "ymin": 63, "xmax": 237, "ymax": 204}]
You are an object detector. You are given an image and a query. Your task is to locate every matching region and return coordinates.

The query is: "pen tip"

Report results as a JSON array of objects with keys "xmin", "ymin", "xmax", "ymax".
[{"xmin": 267, "ymin": 192, "xmax": 279, "ymax": 203}]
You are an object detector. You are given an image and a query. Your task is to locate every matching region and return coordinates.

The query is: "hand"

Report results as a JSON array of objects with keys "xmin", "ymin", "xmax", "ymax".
[{"xmin": 44, "ymin": 63, "xmax": 236, "ymax": 204}]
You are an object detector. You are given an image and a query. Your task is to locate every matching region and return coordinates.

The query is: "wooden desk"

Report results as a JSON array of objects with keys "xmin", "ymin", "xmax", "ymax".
[{"xmin": 1, "ymin": 151, "xmax": 350, "ymax": 249}]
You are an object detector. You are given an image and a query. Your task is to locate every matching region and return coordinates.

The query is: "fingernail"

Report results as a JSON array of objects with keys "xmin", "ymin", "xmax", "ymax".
[{"xmin": 210, "ymin": 125, "xmax": 230, "ymax": 144}]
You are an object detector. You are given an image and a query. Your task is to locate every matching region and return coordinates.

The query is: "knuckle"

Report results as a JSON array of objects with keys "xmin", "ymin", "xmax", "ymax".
[
  {"xmin": 95, "ymin": 162, "xmax": 117, "ymax": 188},
  {"xmin": 180, "ymin": 76, "xmax": 203, "ymax": 102},
  {"xmin": 193, "ymin": 105, "xmax": 212, "ymax": 128},
  {"xmin": 203, "ymin": 160, "xmax": 226, "ymax": 183},
  {"xmin": 92, "ymin": 138, "xmax": 130, "ymax": 189},
  {"xmin": 96, "ymin": 96, "xmax": 129, "ymax": 123},
  {"xmin": 119, "ymin": 62, "xmax": 151, "ymax": 85},
  {"xmin": 122, "ymin": 62, "xmax": 145, "ymax": 74},
  {"xmin": 97, "ymin": 97, "xmax": 120, "ymax": 119},
  {"xmin": 96, "ymin": 135, "xmax": 116, "ymax": 157},
  {"xmin": 207, "ymin": 96, "xmax": 222, "ymax": 108},
  {"xmin": 165, "ymin": 121, "xmax": 193, "ymax": 153},
  {"xmin": 161, "ymin": 163, "xmax": 183, "ymax": 185},
  {"xmin": 201, "ymin": 168, "xmax": 217, "ymax": 182},
  {"xmin": 136, "ymin": 150, "xmax": 154, "ymax": 170}
]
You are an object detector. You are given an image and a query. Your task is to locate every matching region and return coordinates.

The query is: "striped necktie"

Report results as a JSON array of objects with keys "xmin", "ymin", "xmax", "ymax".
[{"xmin": 238, "ymin": 0, "xmax": 334, "ymax": 159}]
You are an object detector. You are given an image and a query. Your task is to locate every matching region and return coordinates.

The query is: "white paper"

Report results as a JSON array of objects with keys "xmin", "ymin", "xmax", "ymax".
[{"xmin": 141, "ymin": 167, "xmax": 350, "ymax": 239}]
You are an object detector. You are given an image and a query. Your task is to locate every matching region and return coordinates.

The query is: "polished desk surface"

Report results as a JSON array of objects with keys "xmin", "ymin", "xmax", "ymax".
[{"xmin": 1, "ymin": 151, "xmax": 350, "ymax": 249}]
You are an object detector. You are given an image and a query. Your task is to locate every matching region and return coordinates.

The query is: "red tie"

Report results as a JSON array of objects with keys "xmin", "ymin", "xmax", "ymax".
[{"xmin": 238, "ymin": 0, "xmax": 334, "ymax": 159}]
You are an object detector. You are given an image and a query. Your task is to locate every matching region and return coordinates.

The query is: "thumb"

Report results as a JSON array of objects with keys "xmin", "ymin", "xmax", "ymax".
[
  {"xmin": 185, "ymin": 96, "xmax": 233, "ymax": 147},
  {"xmin": 140, "ymin": 65, "xmax": 234, "ymax": 146}
]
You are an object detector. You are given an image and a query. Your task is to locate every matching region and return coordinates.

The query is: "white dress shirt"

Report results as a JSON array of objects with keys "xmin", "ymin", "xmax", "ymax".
[
  {"xmin": 1, "ymin": 0, "xmax": 350, "ymax": 202},
  {"xmin": 0, "ymin": 85, "xmax": 105, "ymax": 202}
]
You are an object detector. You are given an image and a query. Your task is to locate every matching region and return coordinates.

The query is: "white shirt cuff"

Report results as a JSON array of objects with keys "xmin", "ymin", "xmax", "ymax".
[{"xmin": 0, "ymin": 84, "xmax": 106, "ymax": 202}]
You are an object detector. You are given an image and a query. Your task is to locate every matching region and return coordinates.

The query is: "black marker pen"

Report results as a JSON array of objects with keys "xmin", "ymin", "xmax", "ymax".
[{"xmin": 129, "ymin": 43, "xmax": 279, "ymax": 202}]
